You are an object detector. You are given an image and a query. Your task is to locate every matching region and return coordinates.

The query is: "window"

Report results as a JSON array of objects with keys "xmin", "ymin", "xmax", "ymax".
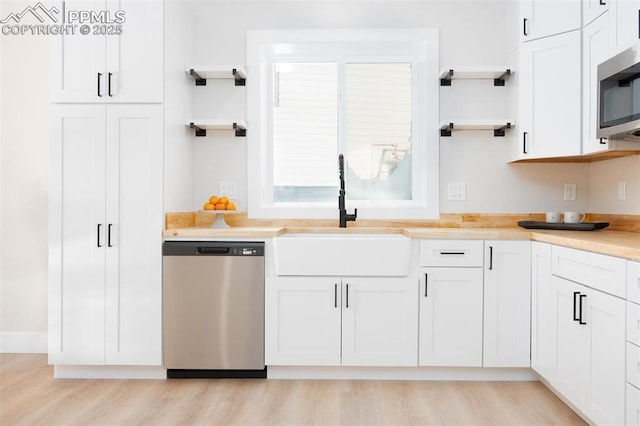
[{"xmin": 247, "ymin": 29, "xmax": 439, "ymax": 219}]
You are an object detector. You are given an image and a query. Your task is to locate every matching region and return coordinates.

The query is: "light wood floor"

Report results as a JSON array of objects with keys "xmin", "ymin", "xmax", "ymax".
[{"xmin": 0, "ymin": 354, "xmax": 586, "ymax": 425}]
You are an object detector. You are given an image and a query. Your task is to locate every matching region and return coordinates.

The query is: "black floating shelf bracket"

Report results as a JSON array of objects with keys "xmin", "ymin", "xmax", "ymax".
[
  {"xmin": 494, "ymin": 122, "xmax": 511, "ymax": 137},
  {"xmin": 189, "ymin": 122, "xmax": 206, "ymax": 137},
  {"xmin": 440, "ymin": 69, "xmax": 453, "ymax": 86},
  {"xmin": 494, "ymin": 69, "xmax": 511, "ymax": 86},
  {"xmin": 233, "ymin": 68, "xmax": 246, "ymax": 86},
  {"xmin": 233, "ymin": 122, "xmax": 246, "ymax": 137},
  {"xmin": 440, "ymin": 122, "xmax": 453, "ymax": 137},
  {"xmin": 189, "ymin": 69, "xmax": 207, "ymax": 86}
]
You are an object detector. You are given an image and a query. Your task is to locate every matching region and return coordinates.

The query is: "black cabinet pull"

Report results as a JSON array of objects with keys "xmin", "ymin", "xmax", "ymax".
[
  {"xmin": 97, "ymin": 224, "xmax": 102, "ymax": 247},
  {"xmin": 579, "ymin": 294, "xmax": 587, "ymax": 325},
  {"xmin": 425, "ymin": 273, "xmax": 428, "ymax": 297},
  {"xmin": 489, "ymin": 246, "xmax": 494, "ymax": 270},
  {"xmin": 638, "ymin": 9, "xmax": 640, "ymax": 39},
  {"xmin": 523, "ymin": 132, "xmax": 528, "ymax": 154},
  {"xmin": 97, "ymin": 73, "xmax": 102, "ymax": 97},
  {"xmin": 107, "ymin": 224, "xmax": 113, "ymax": 247},
  {"xmin": 108, "ymin": 72, "xmax": 113, "ymax": 97},
  {"xmin": 523, "ymin": 18, "xmax": 528, "ymax": 36},
  {"xmin": 439, "ymin": 251, "xmax": 465, "ymax": 256},
  {"xmin": 573, "ymin": 291, "xmax": 580, "ymax": 321},
  {"xmin": 334, "ymin": 284, "xmax": 338, "ymax": 308},
  {"xmin": 599, "ymin": 138, "xmax": 607, "ymax": 145},
  {"xmin": 599, "ymin": 0, "xmax": 605, "ymax": 5},
  {"xmin": 345, "ymin": 284, "xmax": 349, "ymax": 308}
]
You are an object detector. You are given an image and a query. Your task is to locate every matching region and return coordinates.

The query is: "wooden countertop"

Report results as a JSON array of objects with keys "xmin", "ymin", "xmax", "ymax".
[{"xmin": 164, "ymin": 227, "xmax": 640, "ymax": 260}]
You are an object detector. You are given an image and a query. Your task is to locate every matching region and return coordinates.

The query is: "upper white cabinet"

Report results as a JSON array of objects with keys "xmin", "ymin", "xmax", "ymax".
[
  {"xmin": 483, "ymin": 241, "xmax": 531, "ymax": 368},
  {"xmin": 583, "ymin": 13, "xmax": 613, "ymax": 154},
  {"xmin": 520, "ymin": 0, "xmax": 581, "ymax": 42},
  {"xmin": 49, "ymin": 104, "xmax": 163, "ymax": 366},
  {"xmin": 50, "ymin": 0, "xmax": 163, "ymax": 103},
  {"xmin": 610, "ymin": 0, "xmax": 640, "ymax": 54},
  {"xmin": 583, "ymin": 0, "xmax": 609, "ymax": 26},
  {"xmin": 517, "ymin": 30, "xmax": 582, "ymax": 160}
]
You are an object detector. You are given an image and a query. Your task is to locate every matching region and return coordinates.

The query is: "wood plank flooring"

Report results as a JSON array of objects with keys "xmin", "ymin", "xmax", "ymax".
[{"xmin": 0, "ymin": 354, "xmax": 586, "ymax": 425}]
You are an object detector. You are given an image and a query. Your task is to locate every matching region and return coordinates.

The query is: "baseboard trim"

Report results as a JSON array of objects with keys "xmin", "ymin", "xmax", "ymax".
[
  {"xmin": 267, "ymin": 366, "xmax": 538, "ymax": 381},
  {"xmin": 54, "ymin": 365, "xmax": 166, "ymax": 379},
  {"xmin": 0, "ymin": 332, "xmax": 47, "ymax": 353}
]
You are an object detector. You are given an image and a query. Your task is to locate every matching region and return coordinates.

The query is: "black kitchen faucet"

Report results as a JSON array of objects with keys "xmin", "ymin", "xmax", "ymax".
[{"xmin": 338, "ymin": 154, "xmax": 357, "ymax": 228}]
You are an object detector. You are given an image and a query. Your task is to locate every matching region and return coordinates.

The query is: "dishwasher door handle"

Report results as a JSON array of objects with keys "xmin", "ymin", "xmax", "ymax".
[{"xmin": 196, "ymin": 247, "xmax": 230, "ymax": 255}]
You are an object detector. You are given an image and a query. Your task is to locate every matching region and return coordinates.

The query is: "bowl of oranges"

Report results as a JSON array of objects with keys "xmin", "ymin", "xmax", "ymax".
[{"xmin": 199, "ymin": 195, "xmax": 240, "ymax": 228}]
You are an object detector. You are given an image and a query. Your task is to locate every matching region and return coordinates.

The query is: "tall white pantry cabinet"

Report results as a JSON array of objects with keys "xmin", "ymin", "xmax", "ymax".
[{"xmin": 48, "ymin": 0, "xmax": 164, "ymax": 368}]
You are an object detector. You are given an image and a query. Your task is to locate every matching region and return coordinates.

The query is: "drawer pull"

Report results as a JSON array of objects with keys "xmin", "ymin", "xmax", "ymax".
[
  {"xmin": 425, "ymin": 273, "xmax": 428, "ymax": 298},
  {"xmin": 439, "ymin": 251, "xmax": 465, "ymax": 256}
]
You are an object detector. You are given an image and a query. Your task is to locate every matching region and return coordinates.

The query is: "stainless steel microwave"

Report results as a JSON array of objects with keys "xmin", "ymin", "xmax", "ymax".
[{"xmin": 598, "ymin": 43, "xmax": 640, "ymax": 141}]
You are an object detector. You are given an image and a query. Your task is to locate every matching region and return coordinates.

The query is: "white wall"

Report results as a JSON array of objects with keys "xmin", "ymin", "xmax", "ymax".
[
  {"xmin": 185, "ymin": 0, "xmax": 595, "ymax": 213},
  {"xmin": 589, "ymin": 155, "xmax": 640, "ymax": 214},
  {"xmin": 0, "ymin": 0, "xmax": 50, "ymax": 352}
]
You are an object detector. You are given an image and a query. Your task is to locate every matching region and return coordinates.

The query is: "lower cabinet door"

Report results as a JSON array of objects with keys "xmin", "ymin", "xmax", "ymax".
[
  {"xmin": 265, "ymin": 277, "xmax": 341, "ymax": 366},
  {"xmin": 418, "ymin": 268, "xmax": 483, "ymax": 367},
  {"xmin": 341, "ymin": 277, "xmax": 418, "ymax": 367},
  {"xmin": 554, "ymin": 276, "xmax": 590, "ymax": 410},
  {"xmin": 531, "ymin": 242, "xmax": 557, "ymax": 380}
]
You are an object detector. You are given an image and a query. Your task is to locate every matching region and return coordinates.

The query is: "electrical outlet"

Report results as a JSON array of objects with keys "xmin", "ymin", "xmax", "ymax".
[
  {"xmin": 218, "ymin": 181, "xmax": 237, "ymax": 198},
  {"xmin": 618, "ymin": 181, "xmax": 626, "ymax": 201},
  {"xmin": 447, "ymin": 183, "xmax": 466, "ymax": 201},
  {"xmin": 564, "ymin": 183, "xmax": 576, "ymax": 201}
]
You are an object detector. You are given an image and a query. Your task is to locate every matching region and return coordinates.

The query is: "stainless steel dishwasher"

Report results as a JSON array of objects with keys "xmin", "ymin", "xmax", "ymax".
[{"xmin": 162, "ymin": 241, "xmax": 266, "ymax": 378}]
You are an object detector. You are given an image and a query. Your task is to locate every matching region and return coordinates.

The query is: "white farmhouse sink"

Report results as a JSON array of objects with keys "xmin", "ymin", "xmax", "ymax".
[{"xmin": 272, "ymin": 233, "xmax": 412, "ymax": 276}]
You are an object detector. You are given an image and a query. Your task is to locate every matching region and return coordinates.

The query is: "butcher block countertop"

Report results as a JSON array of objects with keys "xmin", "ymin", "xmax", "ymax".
[{"xmin": 164, "ymin": 212, "xmax": 640, "ymax": 260}]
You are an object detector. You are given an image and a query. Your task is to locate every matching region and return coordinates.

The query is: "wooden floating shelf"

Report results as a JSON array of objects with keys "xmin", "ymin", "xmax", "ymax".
[
  {"xmin": 188, "ymin": 120, "xmax": 247, "ymax": 137},
  {"xmin": 187, "ymin": 66, "xmax": 247, "ymax": 86},
  {"xmin": 440, "ymin": 120, "xmax": 515, "ymax": 137},
  {"xmin": 440, "ymin": 67, "xmax": 512, "ymax": 86}
]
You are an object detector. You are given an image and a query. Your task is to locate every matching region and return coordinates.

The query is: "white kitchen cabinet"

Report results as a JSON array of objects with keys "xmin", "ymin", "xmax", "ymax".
[
  {"xmin": 552, "ymin": 276, "xmax": 626, "ymax": 425},
  {"xmin": 264, "ymin": 277, "xmax": 341, "ymax": 366},
  {"xmin": 610, "ymin": 0, "xmax": 640, "ymax": 54},
  {"xmin": 418, "ymin": 268, "xmax": 483, "ymax": 367},
  {"xmin": 265, "ymin": 276, "xmax": 418, "ymax": 367},
  {"xmin": 530, "ymin": 242, "xmax": 557, "ymax": 381},
  {"xmin": 342, "ymin": 278, "xmax": 418, "ymax": 366},
  {"xmin": 517, "ymin": 30, "xmax": 582, "ymax": 160},
  {"xmin": 628, "ymin": 383, "xmax": 640, "ymax": 425},
  {"xmin": 483, "ymin": 241, "xmax": 531, "ymax": 367},
  {"xmin": 49, "ymin": 104, "xmax": 163, "ymax": 366},
  {"xmin": 418, "ymin": 240, "xmax": 484, "ymax": 367},
  {"xmin": 520, "ymin": 0, "xmax": 581, "ymax": 42},
  {"xmin": 583, "ymin": 0, "xmax": 609, "ymax": 26},
  {"xmin": 583, "ymin": 13, "xmax": 613, "ymax": 154},
  {"xmin": 50, "ymin": 0, "xmax": 163, "ymax": 103}
]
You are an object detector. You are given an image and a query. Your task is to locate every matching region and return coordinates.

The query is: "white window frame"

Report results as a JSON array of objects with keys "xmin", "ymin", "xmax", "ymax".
[{"xmin": 247, "ymin": 29, "xmax": 439, "ymax": 219}]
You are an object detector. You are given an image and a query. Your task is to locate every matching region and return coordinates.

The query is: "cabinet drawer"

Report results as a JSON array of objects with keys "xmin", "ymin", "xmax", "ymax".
[
  {"xmin": 551, "ymin": 245, "xmax": 626, "ymax": 298},
  {"xmin": 628, "ymin": 342, "xmax": 640, "ymax": 389},
  {"xmin": 628, "ymin": 383, "xmax": 640, "ymax": 426},
  {"xmin": 629, "ymin": 302, "xmax": 640, "ymax": 347},
  {"xmin": 629, "ymin": 261, "xmax": 640, "ymax": 305},
  {"xmin": 419, "ymin": 240, "xmax": 484, "ymax": 267}
]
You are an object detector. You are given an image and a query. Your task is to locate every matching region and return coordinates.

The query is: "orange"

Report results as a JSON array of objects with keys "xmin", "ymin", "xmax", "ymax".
[
  {"xmin": 219, "ymin": 196, "xmax": 229, "ymax": 205},
  {"xmin": 215, "ymin": 203, "xmax": 226, "ymax": 210},
  {"xmin": 203, "ymin": 203, "xmax": 215, "ymax": 210},
  {"xmin": 226, "ymin": 202, "xmax": 237, "ymax": 210},
  {"xmin": 209, "ymin": 195, "xmax": 220, "ymax": 205}
]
